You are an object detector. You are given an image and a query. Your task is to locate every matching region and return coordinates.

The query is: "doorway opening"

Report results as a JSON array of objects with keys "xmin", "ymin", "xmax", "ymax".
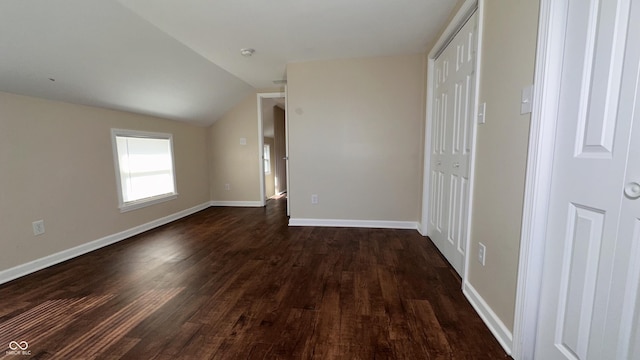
[{"xmin": 257, "ymin": 92, "xmax": 288, "ymax": 214}]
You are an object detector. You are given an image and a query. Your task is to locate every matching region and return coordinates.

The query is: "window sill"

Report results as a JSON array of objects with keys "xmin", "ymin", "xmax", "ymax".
[{"xmin": 119, "ymin": 193, "xmax": 178, "ymax": 213}]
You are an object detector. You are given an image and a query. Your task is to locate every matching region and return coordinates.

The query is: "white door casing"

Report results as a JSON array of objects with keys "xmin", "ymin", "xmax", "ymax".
[
  {"xmin": 428, "ymin": 12, "xmax": 478, "ymax": 275},
  {"xmin": 284, "ymin": 85, "xmax": 290, "ymax": 216},
  {"xmin": 512, "ymin": 0, "xmax": 566, "ymax": 357},
  {"xmin": 535, "ymin": 0, "xmax": 640, "ymax": 358}
]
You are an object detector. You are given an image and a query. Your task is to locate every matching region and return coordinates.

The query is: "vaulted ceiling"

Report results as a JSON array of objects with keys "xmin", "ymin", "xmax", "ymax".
[{"xmin": 0, "ymin": 0, "xmax": 458, "ymax": 126}]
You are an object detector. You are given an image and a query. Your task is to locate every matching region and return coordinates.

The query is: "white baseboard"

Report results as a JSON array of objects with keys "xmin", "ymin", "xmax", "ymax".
[
  {"xmin": 463, "ymin": 281, "xmax": 513, "ymax": 355},
  {"xmin": 0, "ymin": 202, "xmax": 210, "ymax": 286},
  {"xmin": 417, "ymin": 222, "xmax": 426, "ymax": 236},
  {"xmin": 288, "ymin": 218, "xmax": 419, "ymax": 230},
  {"xmin": 210, "ymin": 201, "xmax": 263, "ymax": 207}
]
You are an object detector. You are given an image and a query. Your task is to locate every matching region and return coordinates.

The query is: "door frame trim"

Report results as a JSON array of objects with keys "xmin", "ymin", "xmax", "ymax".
[
  {"xmin": 420, "ymin": 0, "xmax": 481, "ymax": 275},
  {"xmin": 284, "ymin": 85, "xmax": 291, "ymax": 216},
  {"xmin": 512, "ymin": 0, "xmax": 567, "ymax": 358},
  {"xmin": 257, "ymin": 92, "xmax": 286, "ymax": 207}
]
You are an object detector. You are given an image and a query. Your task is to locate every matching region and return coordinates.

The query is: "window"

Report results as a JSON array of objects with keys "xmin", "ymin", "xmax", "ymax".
[
  {"xmin": 264, "ymin": 144, "xmax": 271, "ymax": 175},
  {"xmin": 111, "ymin": 129, "xmax": 177, "ymax": 212}
]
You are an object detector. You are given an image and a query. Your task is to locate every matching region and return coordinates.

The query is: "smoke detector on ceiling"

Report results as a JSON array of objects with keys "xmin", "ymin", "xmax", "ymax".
[{"xmin": 240, "ymin": 48, "xmax": 255, "ymax": 57}]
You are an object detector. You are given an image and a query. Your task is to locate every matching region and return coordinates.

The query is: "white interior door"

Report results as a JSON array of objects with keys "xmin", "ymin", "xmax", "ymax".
[
  {"xmin": 428, "ymin": 12, "xmax": 477, "ymax": 275},
  {"xmin": 535, "ymin": 0, "xmax": 640, "ymax": 358},
  {"xmin": 615, "ymin": 90, "xmax": 640, "ymax": 359}
]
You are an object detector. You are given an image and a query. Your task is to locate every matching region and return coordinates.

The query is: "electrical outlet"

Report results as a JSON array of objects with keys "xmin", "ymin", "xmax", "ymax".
[
  {"xmin": 32, "ymin": 220, "xmax": 45, "ymax": 236},
  {"xmin": 478, "ymin": 242, "xmax": 486, "ymax": 266},
  {"xmin": 224, "ymin": 183, "xmax": 231, "ymax": 191},
  {"xmin": 311, "ymin": 194, "xmax": 318, "ymax": 204}
]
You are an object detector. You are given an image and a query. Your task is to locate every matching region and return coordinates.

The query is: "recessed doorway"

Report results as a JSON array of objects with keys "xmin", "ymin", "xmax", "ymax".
[{"xmin": 257, "ymin": 92, "xmax": 288, "ymax": 214}]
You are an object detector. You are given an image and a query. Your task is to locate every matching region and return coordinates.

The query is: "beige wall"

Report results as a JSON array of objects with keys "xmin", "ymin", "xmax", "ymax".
[
  {"xmin": 264, "ymin": 137, "xmax": 276, "ymax": 198},
  {"xmin": 467, "ymin": 1, "xmax": 540, "ymax": 331},
  {"xmin": 0, "ymin": 91, "xmax": 210, "ymax": 272},
  {"xmin": 286, "ymin": 55, "xmax": 425, "ymax": 221},
  {"xmin": 208, "ymin": 89, "xmax": 284, "ymax": 203},
  {"xmin": 209, "ymin": 93, "xmax": 261, "ymax": 202}
]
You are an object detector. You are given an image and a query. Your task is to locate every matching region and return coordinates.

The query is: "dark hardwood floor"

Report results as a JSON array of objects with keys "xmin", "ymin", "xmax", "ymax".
[{"xmin": 0, "ymin": 198, "xmax": 509, "ymax": 359}]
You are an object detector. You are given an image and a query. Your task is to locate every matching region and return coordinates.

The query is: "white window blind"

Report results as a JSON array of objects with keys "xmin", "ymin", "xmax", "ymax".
[{"xmin": 112, "ymin": 129, "xmax": 177, "ymax": 212}]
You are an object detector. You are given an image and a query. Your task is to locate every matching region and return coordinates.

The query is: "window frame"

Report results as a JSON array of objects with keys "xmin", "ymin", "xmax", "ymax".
[{"xmin": 111, "ymin": 128, "xmax": 178, "ymax": 213}]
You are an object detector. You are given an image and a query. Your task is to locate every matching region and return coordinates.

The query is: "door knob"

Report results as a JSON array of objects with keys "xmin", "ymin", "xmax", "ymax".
[
  {"xmin": 624, "ymin": 182, "xmax": 640, "ymax": 199},
  {"xmin": 437, "ymin": 161, "xmax": 442, "ymax": 166},
  {"xmin": 453, "ymin": 162, "xmax": 460, "ymax": 168}
]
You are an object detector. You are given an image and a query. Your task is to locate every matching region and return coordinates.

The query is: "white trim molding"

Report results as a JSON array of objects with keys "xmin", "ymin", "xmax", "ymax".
[
  {"xmin": 461, "ymin": 0, "xmax": 484, "ymax": 288},
  {"xmin": 0, "ymin": 202, "xmax": 210, "ymax": 286},
  {"xmin": 210, "ymin": 201, "xmax": 263, "ymax": 207},
  {"xmin": 289, "ymin": 218, "xmax": 419, "ymax": 230},
  {"xmin": 512, "ymin": 0, "xmax": 567, "ymax": 359},
  {"xmin": 463, "ymin": 282, "xmax": 514, "ymax": 355}
]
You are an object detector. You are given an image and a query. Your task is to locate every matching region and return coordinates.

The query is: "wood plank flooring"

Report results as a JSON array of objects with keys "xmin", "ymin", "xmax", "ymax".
[{"xmin": 0, "ymin": 198, "xmax": 510, "ymax": 359}]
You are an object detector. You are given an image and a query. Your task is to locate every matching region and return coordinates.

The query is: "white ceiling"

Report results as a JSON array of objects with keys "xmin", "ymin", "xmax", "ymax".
[{"xmin": 0, "ymin": 0, "xmax": 458, "ymax": 126}]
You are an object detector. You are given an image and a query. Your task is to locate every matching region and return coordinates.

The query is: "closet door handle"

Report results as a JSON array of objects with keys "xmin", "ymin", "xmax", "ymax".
[{"xmin": 624, "ymin": 182, "xmax": 640, "ymax": 199}]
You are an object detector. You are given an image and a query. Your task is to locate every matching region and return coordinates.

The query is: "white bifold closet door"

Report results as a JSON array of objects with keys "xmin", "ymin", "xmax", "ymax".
[{"xmin": 429, "ymin": 12, "xmax": 478, "ymax": 276}]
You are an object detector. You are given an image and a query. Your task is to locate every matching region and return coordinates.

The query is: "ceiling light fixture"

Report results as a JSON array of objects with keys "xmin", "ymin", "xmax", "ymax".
[{"xmin": 240, "ymin": 48, "xmax": 255, "ymax": 57}]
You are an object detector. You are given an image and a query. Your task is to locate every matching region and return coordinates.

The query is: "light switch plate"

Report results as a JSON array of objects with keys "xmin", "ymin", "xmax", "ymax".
[
  {"xmin": 478, "ymin": 102, "xmax": 487, "ymax": 124},
  {"xmin": 240, "ymin": 138, "xmax": 247, "ymax": 145},
  {"xmin": 478, "ymin": 242, "xmax": 486, "ymax": 266},
  {"xmin": 521, "ymin": 85, "xmax": 534, "ymax": 114}
]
